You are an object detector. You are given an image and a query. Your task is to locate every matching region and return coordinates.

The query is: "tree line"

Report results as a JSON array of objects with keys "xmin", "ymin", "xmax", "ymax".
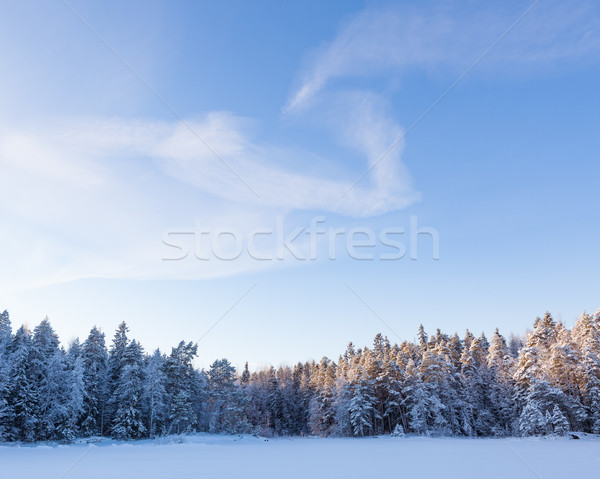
[{"xmin": 0, "ymin": 308, "xmax": 599, "ymax": 441}]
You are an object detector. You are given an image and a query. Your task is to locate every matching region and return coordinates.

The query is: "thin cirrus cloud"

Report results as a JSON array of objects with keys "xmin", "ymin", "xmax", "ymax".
[
  {"xmin": 285, "ymin": 1, "xmax": 600, "ymax": 112},
  {"xmin": 155, "ymin": 109, "xmax": 418, "ymax": 217},
  {"xmin": 0, "ymin": 111, "xmax": 417, "ymax": 220},
  {"xmin": 0, "ymin": 106, "xmax": 417, "ymax": 291}
]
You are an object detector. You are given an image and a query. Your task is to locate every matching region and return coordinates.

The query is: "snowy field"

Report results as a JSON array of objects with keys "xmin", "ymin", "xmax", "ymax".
[{"xmin": 1, "ymin": 434, "xmax": 599, "ymax": 479}]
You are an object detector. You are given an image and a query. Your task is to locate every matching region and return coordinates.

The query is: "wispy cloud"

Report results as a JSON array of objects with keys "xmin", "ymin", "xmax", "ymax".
[
  {"xmin": 286, "ymin": 1, "xmax": 600, "ymax": 111},
  {"xmin": 0, "ymin": 110, "xmax": 418, "ymax": 291},
  {"xmin": 155, "ymin": 112, "xmax": 418, "ymax": 216},
  {"xmin": 1, "ymin": 113, "xmax": 418, "ymax": 216}
]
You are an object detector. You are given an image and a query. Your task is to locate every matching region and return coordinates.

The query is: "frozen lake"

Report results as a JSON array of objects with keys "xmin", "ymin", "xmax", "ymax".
[{"xmin": 1, "ymin": 434, "xmax": 599, "ymax": 478}]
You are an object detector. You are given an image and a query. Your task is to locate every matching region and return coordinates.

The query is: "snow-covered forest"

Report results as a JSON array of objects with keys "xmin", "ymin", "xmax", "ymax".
[{"xmin": 1, "ymin": 309, "xmax": 599, "ymax": 442}]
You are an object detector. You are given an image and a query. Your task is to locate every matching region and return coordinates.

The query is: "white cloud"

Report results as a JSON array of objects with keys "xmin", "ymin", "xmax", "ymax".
[
  {"xmin": 286, "ymin": 1, "xmax": 600, "ymax": 111},
  {"xmin": 0, "ymin": 109, "xmax": 419, "ymax": 291}
]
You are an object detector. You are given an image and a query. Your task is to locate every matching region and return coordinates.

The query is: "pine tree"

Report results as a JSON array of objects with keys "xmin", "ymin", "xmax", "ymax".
[
  {"xmin": 549, "ymin": 404, "xmax": 569, "ymax": 435},
  {"xmin": 80, "ymin": 327, "xmax": 108, "ymax": 436},
  {"xmin": 165, "ymin": 341, "xmax": 199, "ymax": 434},
  {"xmin": 573, "ymin": 312, "xmax": 600, "ymax": 431},
  {"xmin": 69, "ymin": 353, "xmax": 86, "ymax": 435},
  {"xmin": 43, "ymin": 350, "xmax": 80, "ymax": 440},
  {"xmin": 417, "ymin": 324, "xmax": 428, "ymax": 352},
  {"xmin": 0, "ymin": 310, "xmax": 12, "ymax": 356},
  {"xmin": 207, "ymin": 358, "xmax": 250, "ymax": 433},
  {"xmin": 241, "ymin": 362, "xmax": 250, "ymax": 385},
  {"xmin": 308, "ymin": 357, "xmax": 337, "ymax": 436},
  {"xmin": 106, "ymin": 322, "xmax": 129, "ymax": 432},
  {"xmin": 486, "ymin": 329, "xmax": 515, "ymax": 435},
  {"xmin": 519, "ymin": 399, "xmax": 547, "ymax": 436},
  {"xmin": 111, "ymin": 340, "xmax": 146, "ymax": 439},
  {"xmin": 31, "ymin": 318, "xmax": 61, "ymax": 440},
  {"xmin": 382, "ymin": 355, "xmax": 404, "ymax": 434},
  {"xmin": 0, "ymin": 310, "xmax": 13, "ymax": 440},
  {"xmin": 291, "ymin": 362, "xmax": 310, "ymax": 435},
  {"xmin": 266, "ymin": 367, "xmax": 283, "ymax": 434},
  {"xmin": 142, "ymin": 349, "xmax": 168, "ymax": 437},
  {"xmin": 7, "ymin": 326, "xmax": 38, "ymax": 441},
  {"xmin": 348, "ymin": 381, "xmax": 376, "ymax": 437},
  {"xmin": 403, "ymin": 359, "xmax": 432, "ymax": 435}
]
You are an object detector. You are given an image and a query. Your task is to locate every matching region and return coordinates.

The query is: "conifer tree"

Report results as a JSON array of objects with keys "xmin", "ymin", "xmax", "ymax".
[
  {"xmin": 106, "ymin": 322, "xmax": 130, "ymax": 432},
  {"xmin": 80, "ymin": 327, "xmax": 108, "ymax": 436},
  {"xmin": 43, "ymin": 349, "xmax": 80, "ymax": 440},
  {"xmin": 165, "ymin": 341, "xmax": 199, "ymax": 434},
  {"xmin": 241, "ymin": 362, "xmax": 250, "ymax": 385},
  {"xmin": 0, "ymin": 310, "xmax": 13, "ymax": 440},
  {"xmin": 207, "ymin": 358, "xmax": 250, "ymax": 433},
  {"xmin": 31, "ymin": 318, "xmax": 61, "ymax": 440},
  {"xmin": 519, "ymin": 399, "xmax": 547, "ymax": 436},
  {"xmin": 142, "ymin": 349, "xmax": 168, "ymax": 437},
  {"xmin": 7, "ymin": 326, "xmax": 38, "ymax": 441},
  {"xmin": 111, "ymin": 340, "xmax": 146, "ymax": 439},
  {"xmin": 549, "ymin": 404, "xmax": 569, "ymax": 435}
]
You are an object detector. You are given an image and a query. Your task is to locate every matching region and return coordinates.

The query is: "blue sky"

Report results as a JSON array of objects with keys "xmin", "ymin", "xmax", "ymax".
[{"xmin": 1, "ymin": 0, "xmax": 599, "ymax": 370}]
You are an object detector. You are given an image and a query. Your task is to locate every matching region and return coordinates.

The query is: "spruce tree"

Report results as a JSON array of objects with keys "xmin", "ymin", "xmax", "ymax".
[
  {"xmin": 165, "ymin": 341, "xmax": 198, "ymax": 434},
  {"xmin": 7, "ymin": 326, "xmax": 38, "ymax": 441},
  {"xmin": 31, "ymin": 318, "xmax": 61, "ymax": 440},
  {"xmin": 111, "ymin": 340, "xmax": 146, "ymax": 439},
  {"xmin": 0, "ymin": 310, "xmax": 13, "ymax": 440},
  {"xmin": 106, "ymin": 322, "xmax": 129, "ymax": 431},
  {"xmin": 549, "ymin": 404, "xmax": 569, "ymax": 435},
  {"xmin": 80, "ymin": 327, "xmax": 108, "ymax": 436}
]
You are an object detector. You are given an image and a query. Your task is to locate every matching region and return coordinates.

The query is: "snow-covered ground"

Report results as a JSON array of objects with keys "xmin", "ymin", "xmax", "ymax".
[{"xmin": 1, "ymin": 434, "xmax": 599, "ymax": 478}]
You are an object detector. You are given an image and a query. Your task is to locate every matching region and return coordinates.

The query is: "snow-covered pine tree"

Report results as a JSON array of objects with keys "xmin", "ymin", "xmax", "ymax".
[
  {"xmin": 241, "ymin": 362, "xmax": 250, "ymax": 385},
  {"xmin": 242, "ymin": 367, "xmax": 272, "ymax": 435},
  {"xmin": 348, "ymin": 380, "xmax": 376, "ymax": 437},
  {"xmin": 419, "ymin": 348, "xmax": 450, "ymax": 435},
  {"xmin": 487, "ymin": 329, "xmax": 515, "ymax": 435},
  {"xmin": 308, "ymin": 357, "xmax": 337, "ymax": 436},
  {"xmin": 519, "ymin": 398, "xmax": 547, "ymax": 436},
  {"xmin": 68, "ymin": 352, "xmax": 86, "ymax": 435},
  {"xmin": 463, "ymin": 334, "xmax": 496, "ymax": 436},
  {"xmin": 31, "ymin": 317, "xmax": 61, "ymax": 441},
  {"xmin": 0, "ymin": 310, "xmax": 13, "ymax": 440},
  {"xmin": 43, "ymin": 349, "xmax": 80, "ymax": 440},
  {"xmin": 290, "ymin": 362, "xmax": 310, "ymax": 435},
  {"xmin": 7, "ymin": 326, "xmax": 38, "ymax": 441},
  {"xmin": 572, "ymin": 311, "xmax": 600, "ymax": 432},
  {"xmin": 361, "ymin": 347, "xmax": 384, "ymax": 434},
  {"xmin": 111, "ymin": 340, "xmax": 146, "ymax": 439},
  {"xmin": 549, "ymin": 404, "xmax": 569, "ymax": 435},
  {"xmin": 207, "ymin": 358, "xmax": 250, "ymax": 434},
  {"xmin": 142, "ymin": 349, "xmax": 168, "ymax": 437},
  {"xmin": 402, "ymin": 358, "xmax": 433, "ymax": 435},
  {"xmin": 417, "ymin": 324, "xmax": 428, "ymax": 352},
  {"xmin": 336, "ymin": 349, "xmax": 380, "ymax": 437},
  {"xmin": 382, "ymin": 355, "xmax": 405, "ymax": 435},
  {"xmin": 165, "ymin": 341, "xmax": 199, "ymax": 434},
  {"xmin": 106, "ymin": 322, "xmax": 129, "ymax": 432},
  {"xmin": 80, "ymin": 326, "xmax": 108, "ymax": 436},
  {"xmin": 0, "ymin": 310, "xmax": 12, "ymax": 356}
]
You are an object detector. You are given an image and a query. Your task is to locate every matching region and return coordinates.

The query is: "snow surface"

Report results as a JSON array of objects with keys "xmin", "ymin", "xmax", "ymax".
[{"xmin": 1, "ymin": 434, "xmax": 599, "ymax": 478}]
